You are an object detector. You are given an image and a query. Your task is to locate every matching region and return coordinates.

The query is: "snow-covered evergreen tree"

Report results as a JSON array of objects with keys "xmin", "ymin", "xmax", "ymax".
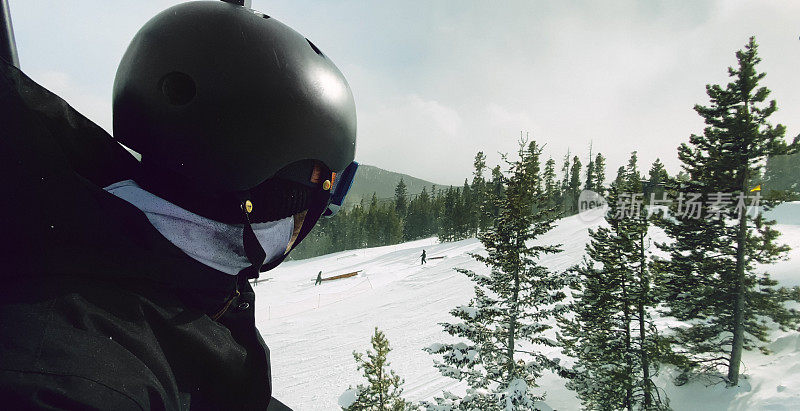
[
  {"xmin": 424, "ymin": 140, "xmax": 569, "ymax": 410},
  {"xmin": 341, "ymin": 327, "xmax": 409, "ymax": 410},
  {"xmin": 560, "ymin": 152, "xmax": 669, "ymax": 410},
  {"xmin": 653, "ymin": 37, "xmax": 799, "ymax": 386},
  {"xmin": 489, "ymin": 165, "xmax": 504, "ymax": 223}
]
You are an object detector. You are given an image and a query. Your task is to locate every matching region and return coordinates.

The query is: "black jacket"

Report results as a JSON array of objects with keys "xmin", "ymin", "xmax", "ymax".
[{"xmin": 0, "ymin": 59, "xmax": 289, "ymax": 410}]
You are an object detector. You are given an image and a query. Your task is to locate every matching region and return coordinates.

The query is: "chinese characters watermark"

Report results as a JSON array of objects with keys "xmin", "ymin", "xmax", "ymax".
[{"xmin": 578, "ymin": 190, "xmax": 762, "ymax": 222}]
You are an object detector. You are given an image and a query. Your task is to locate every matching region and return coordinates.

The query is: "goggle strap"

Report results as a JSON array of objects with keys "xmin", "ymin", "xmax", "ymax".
[{"xmin": 237, "ymin": 197, "xmax": 268, "ymax": 279}]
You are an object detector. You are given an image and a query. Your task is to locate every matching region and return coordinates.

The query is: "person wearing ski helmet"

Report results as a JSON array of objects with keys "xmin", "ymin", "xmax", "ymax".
[
  {"xmin": 0, "ymin": 1, "xmax": 356, "ymax": 409},
  {"xmin": 112, "ymin": 0, "xmax": 358, "ymax": 276}
]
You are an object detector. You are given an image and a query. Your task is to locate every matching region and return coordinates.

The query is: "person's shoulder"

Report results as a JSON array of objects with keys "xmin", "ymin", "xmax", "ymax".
[{"xmin": 0, "ymin": 59, "xmax": 138, "ymax": 189}]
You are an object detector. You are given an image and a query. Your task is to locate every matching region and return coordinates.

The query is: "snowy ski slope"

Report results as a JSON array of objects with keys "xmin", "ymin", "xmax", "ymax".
[{"xmin": 255, "ymin": 203, "xmax": 800, "ymax": 410}]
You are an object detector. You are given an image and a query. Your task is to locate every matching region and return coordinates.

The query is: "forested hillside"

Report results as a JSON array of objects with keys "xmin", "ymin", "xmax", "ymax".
[{"xmin": 344, "ymin": 164, "xmax": 442, "ymax": 206}]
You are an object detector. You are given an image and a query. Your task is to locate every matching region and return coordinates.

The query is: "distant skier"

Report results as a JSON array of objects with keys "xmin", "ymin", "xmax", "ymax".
[
  {"xmin": 421, "ymin": 249, "xmax": 427, "ymax": 265},
  {"xmin": 315, "ymin": 270, "xmax": 323, "ymax": 285}
]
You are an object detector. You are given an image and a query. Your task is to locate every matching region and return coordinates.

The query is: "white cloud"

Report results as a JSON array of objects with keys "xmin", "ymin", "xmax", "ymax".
[
  {"xmin": 487, "ymin": 103, "xmax": 532, "ymax": 129},
  {"xmin": 11, "ymin": 0, "xmax": 800, "ymax": 185},
  {"xmin": 357, "ymin": 94, "xmax": 468, "ymax": 184},
  {"xmin": 406, "ymin": 95, "xmax": 462, "ymax": 137}
]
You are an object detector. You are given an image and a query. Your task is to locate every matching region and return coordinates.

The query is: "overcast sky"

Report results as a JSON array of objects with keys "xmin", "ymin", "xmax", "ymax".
[{"xmin": 8, "ymin": 0, "xmax": 800, "ymax": 185}]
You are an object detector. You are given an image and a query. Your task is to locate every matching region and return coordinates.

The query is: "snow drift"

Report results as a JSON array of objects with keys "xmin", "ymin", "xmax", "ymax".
[{"xmin": 255, "ymin": 202, "xmax": 800, "ymax": 410}]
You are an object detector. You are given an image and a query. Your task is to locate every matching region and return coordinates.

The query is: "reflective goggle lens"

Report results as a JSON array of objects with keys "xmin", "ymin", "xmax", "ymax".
[{"xmin": 324, "ymin": 161, "xmax": 358, "ymax": 216}]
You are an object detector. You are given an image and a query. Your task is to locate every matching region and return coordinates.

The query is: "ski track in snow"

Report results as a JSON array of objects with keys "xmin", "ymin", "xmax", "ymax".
[{"xmin": 255, "ymin": 203, "xmax": 800, "ymax": 410}]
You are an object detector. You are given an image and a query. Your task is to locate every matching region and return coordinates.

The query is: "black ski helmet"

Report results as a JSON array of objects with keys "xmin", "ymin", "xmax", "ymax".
[{"xmin": 112, "ymin": 0, "xmax": 357, "ymax": 194}]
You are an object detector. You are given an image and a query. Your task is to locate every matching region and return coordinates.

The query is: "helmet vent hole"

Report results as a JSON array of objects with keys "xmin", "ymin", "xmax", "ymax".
[
  {"xmin": 160, "ymin": 72, "xmax": 196, "ymax": 106},
  {"xmin": 306, "ymin": 39, "xmax": 324, "ymax": 56}
]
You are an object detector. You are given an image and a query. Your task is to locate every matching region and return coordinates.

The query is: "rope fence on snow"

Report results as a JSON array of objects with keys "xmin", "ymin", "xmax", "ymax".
[
  {"xmin": 255, "ymin": 276, "xmax": 375, "ymax": 320},
  {"xmin": 319, "ymin": 270, "xmax": 362, "ymax": 282},
  {"xmin": 253, "ymin": 251, "xmax": 449, "ymax": 320}
]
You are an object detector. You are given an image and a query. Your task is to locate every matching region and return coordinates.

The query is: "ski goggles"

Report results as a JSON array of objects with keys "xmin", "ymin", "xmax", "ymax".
[
  {"xmin": 323, "ymin": 161, "xmax": 358, "ymax": 217},
  {"xmin": 255, "ymin": 161, "xmax": 358, "ymax": 273},
  {"xmin": 255, "ymin": 159, "xmax": 358, "ymax": 219}
]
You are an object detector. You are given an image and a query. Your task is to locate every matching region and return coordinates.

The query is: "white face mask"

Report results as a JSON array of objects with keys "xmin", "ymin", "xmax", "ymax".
[{"xmin": 104, "ymin": 180, "xmax": 293, "ymax": 275}]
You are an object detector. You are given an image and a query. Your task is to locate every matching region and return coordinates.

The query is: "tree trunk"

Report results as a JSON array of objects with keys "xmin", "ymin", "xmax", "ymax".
[
  {"xmin": 728, "ymin": 102, "xmax": 751, "ymax": 386},
  {"xmin": 622, "ymin": 278, "xmax": 633, "ymax": 411},
  {"xmin": 507, "ymin": 238, "xmax": 521, "ymax": 377},
  {"xmin": 728, "ymin": 187, "xmax": 748, "ymax": 386},
  {"xmin": 638, "ymin": 231, "xmax": 652, "ymax": 407},
  {"xmin": 378, "ymin": 365, "xmax": 384, "ymax": 408}
]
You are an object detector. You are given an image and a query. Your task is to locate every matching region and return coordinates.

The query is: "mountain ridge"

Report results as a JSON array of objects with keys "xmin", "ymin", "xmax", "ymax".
[{"xmin": 345, "ymin": 164, "xmax": 447, "ymax": 206}]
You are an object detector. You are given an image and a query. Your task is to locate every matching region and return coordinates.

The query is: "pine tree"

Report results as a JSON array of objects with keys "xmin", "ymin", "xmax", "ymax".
[
  {"xmin": 543, "ymin": 158, "xmax": 559, "ymax": 208},
  {"xmin": 438, "ymin": 186, "xmax": 458, "ymax": 242},
  {"xmin": 560, "ymin": 151, "xmax": 571, "ymax": 215},
  {"xmin": 560, "ymin": 152, "xmax": 669, "ymax": 410},
  {"xmin": 569, "ymin": 156, "xmax": 582, "ymax": 194},
  {"xmin": 614, "ymin": 166, "xmax": 626, "ymax": 187},
  {"xmin": 489, "ymin": 165, "xmax": 504, "ymax": 223},
  {"xmin": 524, "ymin": 142, "xmax": 543, "ymax": 204},
  {"xmin": 593, "ymin": 153, "xmax": 607, "ymax": 196},
  {"xmin": 425, "ymin": 140, "xmax": 569, "ymax": 410},
  {"xmin": 584, "ymin": 144, "xmax": 595, "ymax": 192},
  {"xmin": 654, "ymin": 37, "xmax": 799, "ymax": 386},
  {"xmin": 566, "ymin": 155, "xmax": 583, "ymax": 215},
  {"xmin": 561, "ymin": 151, "xmax": 571, "ymax": 191},
  {"xmin": 431, "ymin": 185, "xmax": 444, "ymax": 235},
  {"xmin": 341, "ymin": 328, "xmax": 408, "ymax": 410},
  {"xmin": 418, "ymin": 186, "xmax": 435, "ymax": 238},
  {"xmin": 366, "ymin": 193, "xmax": 382, "ymax": 247},
  {"xmin": 646, "ymin": 159, "xmax": 669, "ymax": 202},
  {"xmin": 394, "ymin": 179, "xmax": 408, "ymax": 218},
  {"xmin": 381, "ymin": 205, "xmax": 404, "ymax": 245},
  {"xmin": 473, "ymin": 151, "xmax": 490, "ymax": 235},
  {"xmin": 462, "ymin": 179, "xmax": 475, "ymax": 239},
  {"xmin": 626, "ymin": 152, "xmax": 640, "ymax": 189},
  {"xmin": 406, "ymin": 186, "xmax": 438, "ymax": 241},
  {"xmin": 405, "ymin": 188, "xmax": 424, "ymax": 240}
]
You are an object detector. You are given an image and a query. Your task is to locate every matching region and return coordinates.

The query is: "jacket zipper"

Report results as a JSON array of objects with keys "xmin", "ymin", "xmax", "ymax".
[{"xmin": 211, "ymin": 285, "xmax": 240, "ymax": 321}]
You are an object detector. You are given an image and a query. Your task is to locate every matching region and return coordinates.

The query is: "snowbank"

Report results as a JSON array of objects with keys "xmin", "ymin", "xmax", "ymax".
[{"xmin": 256, "ymin": 209, "xmax": 800, "ymax": 410}]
